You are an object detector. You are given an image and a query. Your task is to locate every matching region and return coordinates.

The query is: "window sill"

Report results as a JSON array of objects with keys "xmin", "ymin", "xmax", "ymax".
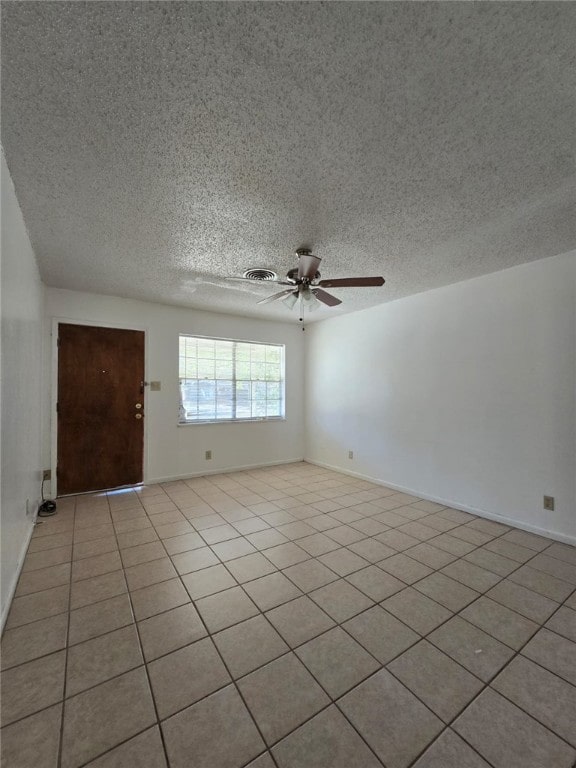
[{"xmin": 177, "ymin": 417, "xmax": 287, "ymax": 427}]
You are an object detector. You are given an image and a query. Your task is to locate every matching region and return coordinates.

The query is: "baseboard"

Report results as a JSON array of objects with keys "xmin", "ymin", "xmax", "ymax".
[
  {"xmin": 305, "ymin": 457, "xmax": 576, "ymax": 546},
  {"xmin": 145, "ymin": 457, "xmax": 306, "ymax": 485},
  {"xmin": 1, "ymin": 516, "xmax": 36, "ymax": 633}
]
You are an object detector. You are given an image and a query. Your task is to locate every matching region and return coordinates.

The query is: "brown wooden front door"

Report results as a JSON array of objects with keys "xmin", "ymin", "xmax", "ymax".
[{"xmin": 57, "ymin": 323, "xmax": 145, "ymax": 495}]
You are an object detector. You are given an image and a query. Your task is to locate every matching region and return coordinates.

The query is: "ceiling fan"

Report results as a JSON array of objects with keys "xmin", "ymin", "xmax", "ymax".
[{"xmin": 228, "ymin": 249, "xmax": 385, "ymax": 312}]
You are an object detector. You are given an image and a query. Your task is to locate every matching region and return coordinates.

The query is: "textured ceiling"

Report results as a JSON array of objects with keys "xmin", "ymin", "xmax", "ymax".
[{"xmin": 1, "ymin": 2, "xmax": 575, "ymax": 322}]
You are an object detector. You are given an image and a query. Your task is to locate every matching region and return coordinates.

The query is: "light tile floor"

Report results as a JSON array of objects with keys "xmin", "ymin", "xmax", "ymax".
[{"xmin": 2, "ymin": 462, "xmax": 576, "ymax": 768}]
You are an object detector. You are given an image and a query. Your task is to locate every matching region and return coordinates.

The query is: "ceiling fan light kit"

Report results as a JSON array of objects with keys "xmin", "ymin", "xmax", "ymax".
[{"xmin": 240, "ymin": 248, "xmax": 385, "ymax": 319}]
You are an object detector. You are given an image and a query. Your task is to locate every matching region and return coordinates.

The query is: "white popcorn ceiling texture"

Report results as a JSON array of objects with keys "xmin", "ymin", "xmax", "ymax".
[{"xmin": 1, "ymin": 2, "xmax": 575, "ymax": 322}]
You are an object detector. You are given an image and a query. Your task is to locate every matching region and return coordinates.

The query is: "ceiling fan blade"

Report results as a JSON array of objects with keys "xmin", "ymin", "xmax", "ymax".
[
  {"xmin": 317, "ymin": 276, "xmax": 385, "ymax": 288},
  {"xmin": 312, "ymin": 288, "xmax": 342, "ymax": 307},
  {"xmin": 256, "ymin": 289, "xmax": 298, "ymax": 305},
  {"xmin": 298, "ymin": 253, "xmax": 322, "ymax": 280}
]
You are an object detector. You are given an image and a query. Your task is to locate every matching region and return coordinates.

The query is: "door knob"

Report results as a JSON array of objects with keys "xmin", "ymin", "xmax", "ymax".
[{"xmin": 135, "ymin": 413, "xmax": 143, "ymax": 419}]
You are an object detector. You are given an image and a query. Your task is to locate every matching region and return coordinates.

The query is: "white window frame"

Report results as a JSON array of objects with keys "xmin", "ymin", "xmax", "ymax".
[{"xmin": 178, "ymin": 334, "xmax": 286, "ymax": 425}]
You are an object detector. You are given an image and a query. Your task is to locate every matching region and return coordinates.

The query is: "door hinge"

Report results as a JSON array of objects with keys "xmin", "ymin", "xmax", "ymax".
[
  {"xmin": 57, "ymin": 337, "xmax": 60, "ymax": 347},
  {"xmin": 56, "ymin": 402, "xmax": 59, "ymax": 414}
]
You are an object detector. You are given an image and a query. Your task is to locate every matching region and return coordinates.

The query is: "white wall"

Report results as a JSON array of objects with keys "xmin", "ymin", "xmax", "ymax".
[
  {"xmin": 43, "ymin": 289, "xmax": 305, "ymax": 489},
  {"xmin": 1, "ymin": 151, "xmax": 45, "ymax": 625},
  {"xmin": 305, "ymin": 251, "xmax": 576, "ymax": 542}
]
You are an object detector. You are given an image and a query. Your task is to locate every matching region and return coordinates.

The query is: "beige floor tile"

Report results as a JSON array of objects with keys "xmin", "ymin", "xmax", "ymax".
[
  {"xmin": 61, "ymin": 667, "xmax": 156, "ymax": 768},
  {"xmin": 74, "ymin": 524, "xmax": 115, "ymax": 543},
  {"xmin": 191, "ymin": 513, "xmax": 227, "ymax": 530},
  {"xmin": 113, "ymin": 517, "xmax": 153, "ymax": 535},
  {"xmin": 154, "ymin": 521, "xmax": 194, "ymax": 540},
  {"xmin": 484, "ymin": 539, "xmax": 535, "ymax": 563},
  {"xmin": 453, "ymin": 688, "xmax": 575, "ymax": 768},
  {"xmin": 181, "ymin": 563, "xmax": 236, "ymax": 599},
  {"xmin": 247, "ymin": 529, "xmax": 290, "ymax": 550},
  {"xmin": 214, "ymin": 615, "xmax": 289, "ymax": 678},
  {"xmin": 6, "ymin": 584, "xmax": 70, "ymax": 629},
  {"xmin": 460, "ymin": 596, "xmax": 539, "ymax": 650},
  {"xmin": 522, "ymin": 627, "xmax": 576, "ymax": 685},
  {"xmin": 343, "ymin": 605, "xmax": 419, "ymax": 664},
  {"xmin": 545, "ymin": 542, "xmax": 576, "ymax": 566},
  {"xmin": 382, "ymin": 588, "xmax": 452, "ymax": 635},
  {"xmin": 325, "ymin": 525, "xmax": 366, "ymax": 546},
  {"xmin": 405, "ymin": 543, "xmax": 457, "ymax": 569},
  {"xmin": 120, "ymin": 541, "xmax": 167, "ymax": 568},
  {"xmin": 545, "ymin": 605, "xmax": 576, "ymax": 642},
  {"xmin": 171, "ymin": 546, "xmax": 219, "ymax": 575},
  {"xmin": 138, "ymin": 602, "xmax": 206, "ymax": 661},
  {"xmin": 162, "ymin": 685, "xmax": 265, "ymax": 768},
  {"xmin": 231, "ymin": 517, "xmax": 271, "ymax": 535},
  {"xmin": 0, "ymin": 702, "xmax": 62, "ymax": 768},
  {"xmin": 211, "ymin": 537, "xmax": 257, "ymax": 561},
  {"xmin": 68, "ymin": 593, "xmax": 134, "ymax": 645},
  {"xmin": 72, "ymin": 537, "xmax": 118, "ymax": 561},
  {"xmin": 339, "ymin": 668, "xmax": 443, "ymax": 768},
  {"xmin": 244, "ymin": 572, "xmax": 302, "ymax": 610},
  {"xmin": 125, "ymin": 557, "xmax": 177, "ymax": 591},
  {"xmin": 492, "ymin": 655, "xmax": 576, "ymax": 747},
  {"xmin": 148, "ymin": 637, "xmax": 230, "ymax": 718},
  {"xmin": 272, "ymin": 706, "xmax": 382, "ymax": 768},
  {"xmin": 412, "ymin": 729, "xmax": 491, "ymax": 768},
  {"xmin": 71, "ymin": 551, "xmax": 122, "ymax": 582},
  {"xmin": 266, "ymin": 596, "xmax": 335, "ymax": 647},
  {"xmin": 449, "ymin": 526, "xmax": 493, "ymax": 546},
  {"xmin": 428, "ymin": 615, "xmax": 513, "ymax": 682},
  {"xmin": 16, "ymin": 562, "xmax": 71, "ymax": 597},
  {"xmin": 414, "ymin": 572, "xmax": 479, "ymax": 612},
  {"xmin": 196, "ymin": 586, "xmax": 259, "ymax": 632},
  {"xmin": 282, "ymin": 559, "xmax": 337, "ymax": 592},
  {"xmin": 28, "ymin": 531, "xmax": 73, "ymax": 553},
  {"xmin": 378, "ymin": 552, "xmax": 433, "ymax": 584},
  {"xmin": 347, "ymin": 538, "xmax": 395, "ymax": 563},
  {"xmin": 1, "ymin": 613, "xmax": 68, "ymax": 670},
  {"xmin": 346, "ymin": 565, "xmax": 405, "ymax": 601},
  {"xmin": 429, "ymin": 533, "xmax": 476, "ymax": 556},
  {"xmin": 131, "ymin": 578, "xmax": 190, "ymax": 621},
  {"xmin": 238, "ymin": 653, "xmax": 329, "ymax": 745},
  {"xmin": 70, "ymin": 570, "xmax": 127, "ymax": 610},
  {"xmin": 375, "ymin": 529, "xmax": 421, "ymax": 551},
  {"xmin": 296, "ymin": 627, "xmax": 379, "ymax": 697},
  {"xmin": 66, "ymin": 624, "xmax": 143, "ymax": 696},
  {"xmin": 486, "ymin": 579, "xmax": 558, "ymax": 623},
  {"xmin": 84, "ymin": 726, "xmax": 167, "ymax": 767},
  {"xmin": 528, "ymin": 553, "xmax": 576, "ymax": 585},
  {"xmin": 388, "ymin": 640, "xmax": 483, "ymax": 722},
  {"xmin": 263, "ymin": 542, "xmax": 310, "ymax": 568},
  {"xmin": 350, "ymin": 517, "xmax": 389, "ymax": 536},
  {"xmin": 500, "ymin": 529, "xmax": 552, "ymax": 552},
  {"xmin": 116, "ymin": 527, "xmax": 159, "ymax": 550},
  {"xmin": 199, "ymin": 523, "xmax": 240, "ymax": 544},
  {"xmin": 317, "ymin": 548, "xmax": 369, "ymax": 576},
  {"xmin": 440, "ymin": 559, "xmax": 502, "ymax": 593},
  {"xmin": 509, "ymin": 565, "xmax": 575, "ymax": 602},
  {"xmin": 161, "ymin": 530, "xmax": 206, "ymax": 555},
  {"xmin": 310, "ymin": 579, "xmax": 374, "ymax": 623},
  {"xmin": 225, "ymin": 552, "xmax": 277, "ymax": 583},
  {"xmin": 22, "ymin": 545, "xmax": 72, "ymax": 572},
  {"xmin": 464, "ymin": 549, "xmax": 518, "ymax": 577},
  {"xmin": 0, "ymin": 650, "xmax": 65, "ymax": 726}
]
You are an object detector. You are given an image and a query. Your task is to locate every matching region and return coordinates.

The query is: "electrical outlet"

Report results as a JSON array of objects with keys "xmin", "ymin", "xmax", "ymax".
[
  {"xmin": 348, "ymin": 450, "xmax": 354, "ymax": 460},
  {"xmin": 205, "ymin": 450, "xmax": 212, "ymax": 460},
  {"xmin": 543, "ymin": 495, "xmax": 555, "ymax": 511},
  {"xmin": 150, "ymin": 381, "xmax": 161, "ymax": 391},
  {"xmin": 43, "ymin": 469, "xmax": 51, "ymax": 481}
]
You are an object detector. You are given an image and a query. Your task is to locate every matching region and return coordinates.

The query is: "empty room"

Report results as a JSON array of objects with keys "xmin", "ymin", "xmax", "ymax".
[{"xmin": 1, "ymin": 2, "xmax": 575, "ymax": 768}]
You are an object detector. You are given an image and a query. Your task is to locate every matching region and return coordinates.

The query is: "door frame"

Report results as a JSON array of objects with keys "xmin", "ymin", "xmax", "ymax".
[{"xmin": 51, "ymin": 317, "xmax": 149, "ymax": 497}]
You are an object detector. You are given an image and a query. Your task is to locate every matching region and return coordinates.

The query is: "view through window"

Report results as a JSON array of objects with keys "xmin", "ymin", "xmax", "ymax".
[{"xmin": 179, "ymin": 335, "xmax": 285, "ymax": 423}]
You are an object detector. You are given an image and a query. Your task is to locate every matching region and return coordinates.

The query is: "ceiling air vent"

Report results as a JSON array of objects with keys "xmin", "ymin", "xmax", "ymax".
[{"xmin": 242, "ymin": 268, "xmax": 277, "ymax": 281}]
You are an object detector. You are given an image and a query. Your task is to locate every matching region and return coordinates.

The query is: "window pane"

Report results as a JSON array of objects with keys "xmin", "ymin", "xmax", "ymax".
[{"xmin": 179, "ymin": 336, "xmax": 285, "ymax": 423}]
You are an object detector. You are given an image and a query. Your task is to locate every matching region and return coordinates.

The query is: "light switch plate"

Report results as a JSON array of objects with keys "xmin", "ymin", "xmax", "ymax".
[{"xmin": 150, "ymin": 381, "xmax": 161, "ymax": 391}]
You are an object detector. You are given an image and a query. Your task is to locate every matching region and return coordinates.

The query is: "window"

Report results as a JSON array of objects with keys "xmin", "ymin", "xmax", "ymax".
[{"xmin": 178, "ymin": 335, "xmax": 285, "ymax": 423}]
